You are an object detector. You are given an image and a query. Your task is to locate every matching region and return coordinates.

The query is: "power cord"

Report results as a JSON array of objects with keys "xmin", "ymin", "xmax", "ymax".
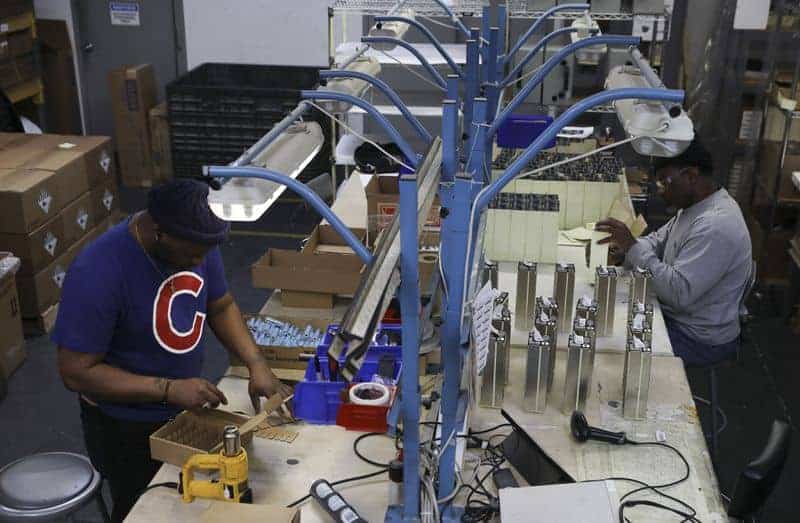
[
  {"xmin": 286, "ymin": 468, "xmax": 389, "ymax": 508},
  {"xmin": 140, "ymin": 481, "xmax": 178, "ymax": 494},
  {"xmin": 353, "ymin": 432, "xmax": 392, "ymax": 468}
]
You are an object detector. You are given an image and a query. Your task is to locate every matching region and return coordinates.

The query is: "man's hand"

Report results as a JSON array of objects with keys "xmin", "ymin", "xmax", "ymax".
[
  {"xmin": 595, "ymin": 218, "xmax": 637, "ymax": 254},
  {"xmin": 248, "ymin": 360, "xmax": 293, "ymax": 413},
  {"xmin": 167, "ymin": 378, "xmax": 228, "ymax": 410}
]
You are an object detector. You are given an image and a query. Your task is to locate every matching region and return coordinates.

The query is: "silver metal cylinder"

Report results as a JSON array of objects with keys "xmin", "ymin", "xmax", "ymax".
[
  {"xmin": 554, "ymin": 263, "xmax": 575, "ymax": 333},
  {"xmin": 594, "ymin": 266, "xmax": 618, "ymax": 337},
  {"xmin": 515, "ymin": 262, "xmax": 538, "ymax": 331},
  {"xmin": 482, "ymin": 260, "xmax": 498, "ymax": 289},
  {"xmin": 575, "ymin": 297, "xmax": 598, "ymax": 322},
  {"xmin": 534, "ymin": 308, "xmax": 559, "ymax": 392},
  {"xmin": 479, "ymin": 333, "xmax": 507, "ymax": 409},
  {"xmin": 523, "ymin": 331, "xmax": 552, "ymax": 413},
  {"xmin": 627, "ymin": 267, "xmax": 652, "ymax": 319},
  {"xmin": 223, "ymin": 425, "xmax": 241, "ymax": 457},
  {"xmin": 493, "ymin": 294, "xmax": 512, "ymax": 383},
  {"xmin": 562, "ymin": 333, "xmax": 594, "ymax": 415},
  {"xmin": 623, "ymin": 337, "xmax": 653, "ymax": 420}
]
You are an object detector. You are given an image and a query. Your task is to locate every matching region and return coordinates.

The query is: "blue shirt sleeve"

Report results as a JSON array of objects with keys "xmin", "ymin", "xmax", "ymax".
[
  {"xmin": 205, "ymin": 247, "xmax": 228, "ymax": 303},
  {"xmin": 51, "ymin": 254, "xmax": 121, "ymax": 354}
]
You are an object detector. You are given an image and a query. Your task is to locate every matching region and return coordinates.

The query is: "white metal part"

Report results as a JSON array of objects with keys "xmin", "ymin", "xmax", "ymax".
[
  {"xmin": 321, "ymin": 57, "xmax": 382, "ymax": 113},
  {"xmin": 605, "ymin": 65, "xmax": 694, "ymax": 157},
  {"xmin": 570, "ymin": 12, "xmax": 606, "ymax": 66},
  {"xmin": 208, "ymin": 121, "xmax": 324, "ymax": 221},
  {"xmin": 368, "ymin": 9, "xmax": 415, "ymax": 50}
]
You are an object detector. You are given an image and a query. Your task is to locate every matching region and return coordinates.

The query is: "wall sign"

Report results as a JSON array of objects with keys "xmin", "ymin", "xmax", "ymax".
[{"xmin": 109, "ymin": 1, "xmax": 141, "ymax": 27}]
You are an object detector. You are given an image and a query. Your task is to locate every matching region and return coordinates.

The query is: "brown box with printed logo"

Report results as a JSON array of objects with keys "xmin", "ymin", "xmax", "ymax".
[
  {"xmin": 61, "ymin": 192, "xmax": 95, "ymax": 246},
  {"xmin": 16, "ymin": 217, "xmax": 109, "ymax": 318},
  {"xmin": 0, "ymin": 213, "xmax": 66, "ymax": 276}
]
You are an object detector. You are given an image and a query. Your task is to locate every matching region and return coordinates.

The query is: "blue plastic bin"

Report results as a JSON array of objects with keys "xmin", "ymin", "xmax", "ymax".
[
  {"xmin": 293, "ymin": 324, "xmax": 403, "ymax": 424},
  {"xmin": 496, "ymin": 114, "xmax": 555, "ymax": 149}
]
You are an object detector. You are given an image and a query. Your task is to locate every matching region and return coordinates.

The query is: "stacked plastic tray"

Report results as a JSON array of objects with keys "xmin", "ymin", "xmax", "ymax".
[{"xmin": 166, "ymin": 63, "xmax": 330, "ymax": 178}]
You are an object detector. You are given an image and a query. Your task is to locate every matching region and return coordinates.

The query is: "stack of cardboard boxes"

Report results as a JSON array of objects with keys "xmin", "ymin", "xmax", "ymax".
[
  {"xmin": 0, "ymin": 132, "xmax": 118, "ymax": 330},
  {"xmin": 0, "ymin": 0, "xmax": 40, "ymax": 107},
  {"xmin": 109, "ymin": 64, "xmax": 172, "ymax": 188}
]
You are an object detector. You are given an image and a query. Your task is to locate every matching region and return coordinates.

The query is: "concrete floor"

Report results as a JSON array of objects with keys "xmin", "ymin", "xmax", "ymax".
[{"xmin": 0, "ymin": 193, "xmax": 797, "ymax": 521}]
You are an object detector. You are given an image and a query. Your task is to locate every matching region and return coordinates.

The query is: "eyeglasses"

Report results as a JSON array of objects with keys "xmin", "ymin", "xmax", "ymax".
[{"xmin": 656, "ymin": 167, "xmax": 690, "ymax": 190}]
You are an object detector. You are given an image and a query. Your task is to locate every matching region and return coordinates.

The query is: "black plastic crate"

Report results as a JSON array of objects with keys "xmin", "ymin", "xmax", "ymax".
[{"xmin": 167, "ymin": 63, "xmax": 330, "ymax": 178}]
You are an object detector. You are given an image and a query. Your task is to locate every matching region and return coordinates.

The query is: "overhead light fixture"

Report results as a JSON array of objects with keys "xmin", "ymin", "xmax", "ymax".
[
  {"xmin": 368, "ymin": 9, "xmax": 414, "ymax": 50},
  {"xmin": 570, "ymin": 12, "xmax": 605, "ymax": 66},
  {"xmin": 605, "ymin": 64, "xmax": 694, "ymax": 157},
  {"xmin": 208, "ymin": 121, "xmax": 324, "ymax": 221},
  {"xmin": 319, "ymin": 56, "xmax": 381, "ymax": 113}
]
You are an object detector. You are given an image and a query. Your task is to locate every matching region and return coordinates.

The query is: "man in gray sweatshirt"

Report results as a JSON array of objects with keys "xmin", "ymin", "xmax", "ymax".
[{"xmin": 596, "ymin": 140, "xmax": 752, "ymax": 367}]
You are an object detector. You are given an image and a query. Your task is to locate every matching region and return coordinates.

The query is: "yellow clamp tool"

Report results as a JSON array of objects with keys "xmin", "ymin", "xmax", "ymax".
[{"xmin": 180, "ymin": 425, "xmax": 252, "ymax": 504}]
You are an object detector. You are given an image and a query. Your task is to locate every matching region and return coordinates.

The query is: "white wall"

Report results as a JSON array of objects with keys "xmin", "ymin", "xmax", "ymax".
[
  {"xmin": 33, "ymin": 0, "xmax": 86, "ymax": 132},
  {"xmin": 183, "ymin": 0, "xmax": 335, "ymax": 69}
]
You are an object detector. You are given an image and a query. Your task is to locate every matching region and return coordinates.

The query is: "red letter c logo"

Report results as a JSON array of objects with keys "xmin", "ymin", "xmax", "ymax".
[{"xmin": 152, "ymin": 271, "xmax": 206, "ymax": 354}]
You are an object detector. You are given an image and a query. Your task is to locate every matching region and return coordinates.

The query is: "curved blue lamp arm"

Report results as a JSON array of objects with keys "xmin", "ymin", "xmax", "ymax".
[
  {"xmin": 207, "ymin": 166, "xmax": 373, "ymax": 265},
  {"xmin": 375, "ymin": 16, "xmax": 463, "ymax": 78},
  {"xmin": 431, "ymin": 0, "xmax": 470, "ymax": 37},
  {"xmin": 361, "ymin": 36, "xmax": 447, "ymax": 90},
  {"xmin": 300, "ymin": 90, "xmax": 419, "ymax": 170},
  {"xmin": 503, "ymin": 3, "xmax": 590, "ymax": 65},
  {"xmin": 319, "ymin": 70, "xmax": 433, "ymax": 144},
  {"xmin": 476, "ymin": 87, "xmax": 685, "ymax": 212},
  {"xmin": 489, "ymin": 35, "xmax": 641, "ymax": 141},
  {"xmin": 502, "ymin": 27, "xmax": 581, "ymax": 87}
]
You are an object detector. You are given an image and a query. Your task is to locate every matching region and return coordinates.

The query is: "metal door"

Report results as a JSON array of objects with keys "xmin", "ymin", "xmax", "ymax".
[{"xmin": 74, "ymin": 0, "xmax": 185, "ymax": 136}]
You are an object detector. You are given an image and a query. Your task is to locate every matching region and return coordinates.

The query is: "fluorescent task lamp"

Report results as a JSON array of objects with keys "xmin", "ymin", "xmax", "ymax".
[
  {"xmin": 319, "ymin": 56, "xmax": 381, "ymax": 113},
  {"xmin": 208, "ymin": 121, "xmax": 324, "ymax": 221},
  {"xmin": 570, "ymin": 12, "xmax": 605, "ymax": 66},
  {"xmin": 605, "ymin": 65, "xmax": 694, "ymax": 157},
  {"xmin": 368, "ymin": 9, "xmax": 414, "ymax": 50}
]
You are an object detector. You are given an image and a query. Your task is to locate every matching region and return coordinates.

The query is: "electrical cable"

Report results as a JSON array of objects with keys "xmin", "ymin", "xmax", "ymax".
[
  {"xmin": 140, "ymin": 482, "xmax": 178, "ymax": 494},
  {"xmin": 376, "ymin": 48, "xmax": 446, "ymax": 91},
  {"xmin": 285, "ymin": 468, "xmax": 389, "ymax": 508},
  {"xmin": 692, "ymin": 395, "xmax": 728, "ymax": 435},
  {"xmin": 353, "ymin": 432, "xmax": 392, "ymax": 468},
  {"xmin": 304, "ymin": 100, "xmax": 415, "ymax": 172},
  {"xmin": 468, "ymin": 423, "xmax": 511, "ymax": 436}
]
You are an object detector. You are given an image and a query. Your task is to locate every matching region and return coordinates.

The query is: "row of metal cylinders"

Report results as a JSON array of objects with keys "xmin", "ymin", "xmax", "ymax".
[{"xmin": 478, "ymin": 262, "xmax": 655, "ymax": 420}]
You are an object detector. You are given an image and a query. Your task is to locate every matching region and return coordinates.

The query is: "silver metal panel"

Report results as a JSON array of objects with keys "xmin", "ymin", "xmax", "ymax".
[
  {"xmin": 479, "ymin": 333, "xmax": 507, "ymax": 409},
  {"xmin": 554, "ymin": 263, "xmax": 576, "ymax": 333},
  {"xmin": 523, "ymin": 333, "xmax": 552, "ymax": 413},
  {"xmin": 534, "ymin": 304, "xmax": 559, "ymax": 393},
  {"xmin": 482, "ymin": 260, "xmax": 498, "ymax": 289},
  {"xmin": 623, "ymin": 340, "xmax": 652, "ymax": 420},
  {"xmin": 493, "ymin": 293, "xmax": 512, "ymax": 382},
  {"xmin": 562, "ymin": 334, "xmax": 594, "ymax": 415},
  {"xmin": 594, "ymin": 266, "xmax": 617, "ymax": 337},
  {"xmin": 627, "ymin": 267, "xmax": 652, "ymax": 320},
  {"xmin": 515, "ymin": 262, "xmax": 538, "ymax": 331}
]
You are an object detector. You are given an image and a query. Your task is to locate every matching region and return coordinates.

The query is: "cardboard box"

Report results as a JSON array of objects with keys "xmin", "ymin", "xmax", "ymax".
[
  {"xmin": 0, "ymin": 133, "xmax": 99, "ymax": 231},
  {"xmin": 149, "ymin": 409, "xmax": 254, "ymax": 468},
  {"xmin": 149, "ymin": 102, "xmax": 172, "ymax": 184},
  {"xmin": 37, "ymin": 19, "xmax": 83, "ymax": 135},
  {"xmin": 0, "ymin": 253, "xmax": 25, "ymax": 379},
  {"xmin": 90, "ymin": 179, "xmax": 120, "ymax": 221},
  {"xmin": 365, "ymin": 175, "xmax": 441, "ymax": 234},
  {"xmin": 251, "ymin": 226, "xmax": 367, "ymax": 296},
  {"xmin": 0, "ymin": 54, "xmax": 36, "ymax": 90},
  {"xmin": 52, "ymin": 134, "xmax": 115, "ymax": 188},
  {"xmin": 108, "ymin": 64, "xmax": 157, "ymax": 187},
  {"xmin": 16, "ymin": 218, "xmax": 108, "ymax": 317},
  {"xmin": 0, "ymin": 28, "xmax": 34, "ymax": 61},
  {"xmin": 759, "ymin": 142, "xmax": 800, "ymax": 203},
  {"xmin": 61, "ymin": 192, "xmax": 95, "ymax": 246},
  {"xmin": 0, "ymin": 213, "xmax": 66, "ymax": 276}
]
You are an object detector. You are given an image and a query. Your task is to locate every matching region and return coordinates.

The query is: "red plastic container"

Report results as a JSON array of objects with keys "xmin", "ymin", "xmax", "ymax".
[{"xmin": 336, "ymin": 385, "xmax": 397, "ymax": 432}]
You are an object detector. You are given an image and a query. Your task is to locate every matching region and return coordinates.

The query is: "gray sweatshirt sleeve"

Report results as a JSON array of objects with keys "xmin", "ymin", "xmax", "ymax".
[
  {"xmin": 623, "ymin": 217, "xmax": 673, "ymax": 270},
  {"xmin": 625, "ymin": 217, "xmax": 731, "ymax": 311}
]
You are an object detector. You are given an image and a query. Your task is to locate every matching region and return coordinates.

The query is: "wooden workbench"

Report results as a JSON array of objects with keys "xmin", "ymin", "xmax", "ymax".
[{"xmin": 128, "ymin": 247, "xmax": 724, "ymax": 522}]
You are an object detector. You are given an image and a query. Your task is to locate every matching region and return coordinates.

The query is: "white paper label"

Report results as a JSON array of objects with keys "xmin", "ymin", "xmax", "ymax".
[
  {"xmin": 109, "ymin": 1, "xmax": 141, "ymax": 26},
  {"xmin": 100, "ymin": 150, "xmax": 111, "ymax": 173},
  {"xmin": 471, "ymin": 282, "xmax": 496, "ymax": 375},
  {"xmin": 37, "ymin": 190, "xmax": 52, "ymax": 214},
  {"xmin": 77, "ymin": 209, "xmax": 89, "ymax": 230},
  {"xmin": 102, "ymin": 190, "xmax": 114, "ymax": 211},
  {"xmin": 43, "ymin": 232, "xmax": 58, "ymax": 256},
  {"xmin": 633, "ymin": 313, "xmax": 645, "ymax": 330},
  {"xmin": 655, "ymin": 430, "xmax": 667, "ymax": 442},
  {"xmin": 53, "ymin": 265, "xmax": 66, "ymax": 288}
]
